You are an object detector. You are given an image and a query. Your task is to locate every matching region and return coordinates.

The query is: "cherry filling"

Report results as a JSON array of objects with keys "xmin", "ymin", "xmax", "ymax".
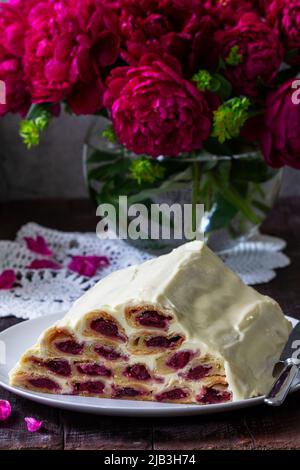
[
  {"xmin": 77, "ymin": 363, "xmax": 112, "ymax": 377},
  {"xmin": 94, "ymin": 345, "xmax": 126, "ymax": 361},
  {"xmin": 196, "ymin": 387, "xmax": 231, "ymax": 404},
  {"xmin": 91, "ymin": 318, "xmax": 126, "ymax": 342},
  {"xmin": 166, "ymin": 351, "xmax": 192, "ymax": 370},
  {"xmin": 113, "ymin": 386, "xmax": 143, "ymax": 398},
  {"xmin": 146, "ymin": 335, "xmax": 183, "ymax": 349},
  {"xmin": 184, "ymin": 364, "xmax": 212, "ymax": 381},
  {"xmin": 137, "ymin": 310, "xmax": 171, "ymax": 329},
  {"xmin": 156, "ymin": 388, "xmax": 188, "ymax": 402},
  {"xmin": 55, "ymin": 340, "xmax": 83, "ymax": 355},
  {"xmin": 74, "ymin": 380, "xmax": 105, "ymax": 394},
  {"xmin": 29, "ymin": 377, "xmax": 60, "ymax": 391},
  {"xmin": 124, "ymin": 364, "xmax": 151, "ymax": 381},
  {"xmin": 46, "ymin": 359, "xmax": 71, "ymax": 377}
]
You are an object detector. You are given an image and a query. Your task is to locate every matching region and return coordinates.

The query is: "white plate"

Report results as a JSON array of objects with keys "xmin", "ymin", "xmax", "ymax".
[{"xmin": 0, "ymin": 314, "xmax": 299, "ymax": 417}]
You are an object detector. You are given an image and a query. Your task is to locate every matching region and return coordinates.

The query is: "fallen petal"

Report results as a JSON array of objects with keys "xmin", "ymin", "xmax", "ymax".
[
  {"xmin": 24, "ymin": 417, "xmax": 43, "ymax": 432},
  {"xmin": 24, "ymin": 236, "xmax": 53, "ymax": 256},
  {"xmin": 0, "ymin": 400, "xmax": 11, "ymax": 421},
  {"xmin": 0, "ymin": 270, "xmax": 16, "ymax": 290},
  {"xmin": 27, "ymin": 259, "xmax": 62, "ymax": 270},
  {"xmin": 68, "ymin": 256, "xmax": 110, "ymax": 277}
]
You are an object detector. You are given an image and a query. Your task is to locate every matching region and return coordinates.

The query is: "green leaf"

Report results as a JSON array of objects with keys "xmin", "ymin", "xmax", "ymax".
[
  {"xmin": 203, "ymin": 137, "xmax": 234, "ymax": 156},
  {"xmin": 127, "ymin": 181, "xmax": 190, "ymax": 205},
  {"xmin": 252, "ymin": 199, "xmax": 271, "ymax": 215},
  {"xmin": 218, "ymin": 57, "xmax": 226, "ymax": 71},
  {"xmin": 192, "ymin": 69, "xmax": 232, "ymax": 100},
  {"xmin": 205, "ymin": 193, "xmax": 238, "ymax": 233},
  {"xmin": 88, "ymin": 159, "xmax": 130, "ymax": 181},
  {"xmin": 167, "ymin": 167, "xmax": 192, "ymax": 182},
  {"xmin": 212, "ymin": 74, "xmax": 232, "ymax": 101},
  {"xmin": 26, "ymin": 103, "xmax": 52, "ymax": 121},
  {"xmin": 94, "ymin": 108, "xmax": 109, "ymax": 118},
  {"xmin": 212, "ymin": 174, "xmax": 262, "ymax": 225},
  {"xmin": 87, "ymin": 150, "xmax": 121, "ymax": 164},
  {"xmin": 201, "ymin": 160, "xmax": 218, "ymax": 172},
  {"xmin": 230, "ymin": 158, "xmax": 277, "ymax": 183},
  {"xmin": 216, "ymin": 161, "xmax": 232, "ymax": 186}
]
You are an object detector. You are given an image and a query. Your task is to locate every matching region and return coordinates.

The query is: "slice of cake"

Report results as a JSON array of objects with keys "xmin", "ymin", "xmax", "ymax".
[{"xmin": 9, "ymin": 241, "xmax": 292, "ymax": 404}]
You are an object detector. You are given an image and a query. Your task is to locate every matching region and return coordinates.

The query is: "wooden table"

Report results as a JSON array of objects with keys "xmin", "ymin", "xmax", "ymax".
[{"xmin": 0, "ymin": 198, "xmax": 300, "ymax": 450}]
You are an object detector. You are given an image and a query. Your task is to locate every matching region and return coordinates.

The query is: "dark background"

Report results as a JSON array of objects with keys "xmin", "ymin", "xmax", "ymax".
[{"xmin": 0, "ymin": 112, "xmax": 299, "ymax": 202}]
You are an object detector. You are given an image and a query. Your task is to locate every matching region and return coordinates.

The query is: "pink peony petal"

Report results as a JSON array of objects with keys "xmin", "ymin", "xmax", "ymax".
[
  {"xmin": 24, "ymin": 417, "xmax": 43, "ymax": 433},
  {"xmin": 0, "ymin": 270, "xmax": 16, "ymax": 290},
  {"xmin": 27, "ymin": 259, "xmax": 62, "ymax": 270},
  {"xmin": 24, "ymin": 236, "xmax": 53, "ymax": 256},
  {"xmin": 68, "ymin": 256, "xmax": 110, "ymax": 277},
  {"xmin": 0, "ymin": 400, "xmax": 11, "ymax": 421}
]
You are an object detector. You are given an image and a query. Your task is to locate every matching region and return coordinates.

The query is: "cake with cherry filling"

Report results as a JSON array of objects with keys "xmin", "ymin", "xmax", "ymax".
[{"xmin": 9, "ymin": 241, "xmax": 292, "ymax": 404}]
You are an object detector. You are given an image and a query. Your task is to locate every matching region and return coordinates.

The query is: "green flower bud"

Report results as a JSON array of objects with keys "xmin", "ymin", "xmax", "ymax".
[
  {"xmin": 212, "ymin": 97, "xmax": 250, "ymax": 143},
  {"xmin": 19, "ymin": 109, "xmax": 52, "ymax": 148},
  {"xmin": 19, "ymin": 120, "xmax": 40, "ymax": 149},
  {"xmin": 102, "ymin": 124, "xmax": 117, "ymax": 143},
  {"xmin": 130, "ymin": 158, "xmax": 165, "ymax": 185},
  {"xmin": 225, "ymin": 46, "xmax": 243, "ymax": 66},
  {"xmin": 192, "ymin": 70, "xmax": 213, "ymax": 91},
  {"xmin": 35, "ymin": 111, "xmax": 51, "ymax": 131}
]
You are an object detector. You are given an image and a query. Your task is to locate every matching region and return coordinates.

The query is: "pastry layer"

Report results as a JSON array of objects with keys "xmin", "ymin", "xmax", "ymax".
[{"xmin": 10, "ymin": 345, "xmax": 231, "ymax": 404}]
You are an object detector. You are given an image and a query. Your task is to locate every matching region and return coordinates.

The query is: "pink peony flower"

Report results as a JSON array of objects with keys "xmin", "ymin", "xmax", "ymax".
[
  {"xmin": 0, "ymin": 52, "xmax": 30, "ymax": 117},
  {"xmin": 23, "ymin": 0, "xmax": 120, "ymax": 115},
  {"xmin": 256, "ymin": 0, "xmax": 270, "ymax": 15},
  {"xmin": 204, "ymin": 0, "xmax": 260, "ymax": 28},
  {"xmin": 68, "ymin": 255, "xmax": 110, "ymax": 277},
  {"xmin": 215, "ymin": 13, "xmax": 284, "ymax": 99},
  {"xmin": 104, "ymin": 59, "xmax": 218, "ymax": 158},
  {"xmin": 0, "ymin": 270, "xmax": 16, "ymax": 290},
  {"xmin": 111, "ymin": 0, "xmax": 217, "ymax": 76},
  {"xmin": 24, "ymin": 236, "xmax": 53, "ymax": 256},
  {"xmin": 260, "ymin": 79, "xmax": 300, "ymax": 169},
  {"xmin": 267, "ymin": 0, "xmax": 300, "ymax": 65},
  {"xmin": 24, "ymin": 417, "xmax": 43, "ymax": 433},
  {"xmin": 0, "ymin": 400, "xmax": 11, "ymax": 421},
  {"xmin": 26, "ymin": 259, "xmax": 62, "ymax": 270},
  {"xmin": 0, "ymin": 1, "xmax": 27, "ymax": 57},
  {"xmin": 0, "ymin": 1, "xmax": 32, "ymax": 116}
]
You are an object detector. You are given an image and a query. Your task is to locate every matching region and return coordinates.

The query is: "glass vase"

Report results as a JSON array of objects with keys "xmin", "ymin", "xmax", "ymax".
[{"xmin": 83, "ymin": 117, "xmax": 282, "ymax": 253}]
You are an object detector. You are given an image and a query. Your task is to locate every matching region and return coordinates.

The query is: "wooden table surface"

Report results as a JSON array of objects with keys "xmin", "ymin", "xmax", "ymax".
[{"xmin": 0, "ymin": 197, "xmax": 300, "ymax": 450}]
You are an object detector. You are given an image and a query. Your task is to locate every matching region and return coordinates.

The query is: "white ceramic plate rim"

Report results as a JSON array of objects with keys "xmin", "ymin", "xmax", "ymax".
[{"xmin": 0, "ymin": 313, "xmax": 299, "ymax": 417}]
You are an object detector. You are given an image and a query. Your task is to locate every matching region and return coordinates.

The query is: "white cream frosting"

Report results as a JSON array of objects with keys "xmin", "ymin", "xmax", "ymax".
[{"xmin": 11, "ymin": 241, "xmax": 292, "ymax": 401}]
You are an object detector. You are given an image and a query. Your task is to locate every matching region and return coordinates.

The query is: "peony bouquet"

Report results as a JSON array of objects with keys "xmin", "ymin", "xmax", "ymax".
[{"xmin": 1, "ymin": 0, "xmax": 300, "ymax": 246}]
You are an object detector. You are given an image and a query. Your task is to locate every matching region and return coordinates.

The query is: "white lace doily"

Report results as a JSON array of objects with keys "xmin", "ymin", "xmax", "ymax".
[{"xmin": 0, "ymin": 223, "xmax": 290, "ymax": 319}]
